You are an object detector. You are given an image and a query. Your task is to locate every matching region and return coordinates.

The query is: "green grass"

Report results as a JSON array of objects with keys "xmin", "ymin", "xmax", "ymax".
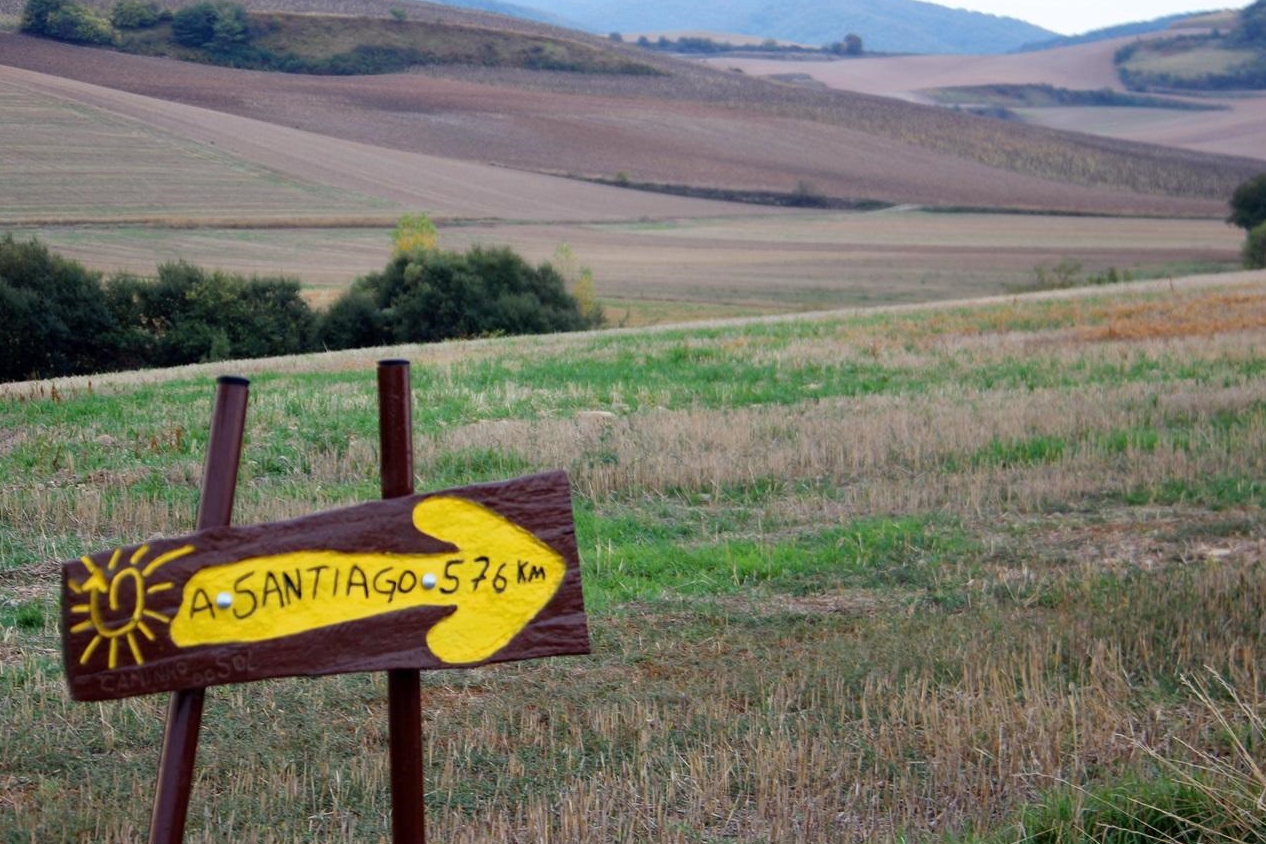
[
  {"xmin": 0, "ymin": 599, "xmax": 47, "ymax": 631},
  {"xmin": 582, "ymin": 512, "xmax": 971, "ymax": 609}
]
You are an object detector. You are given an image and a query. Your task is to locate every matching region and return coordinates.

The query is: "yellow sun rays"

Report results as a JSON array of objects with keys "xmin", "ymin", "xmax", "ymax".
[{"xmin": 68, "ymin": 544, "xmax": 193, "ymax": 670}]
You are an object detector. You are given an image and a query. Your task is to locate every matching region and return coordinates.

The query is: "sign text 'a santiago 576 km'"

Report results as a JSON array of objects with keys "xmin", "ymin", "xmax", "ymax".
[{"xmin": 62, "ymin": 470, "xmax": 589, "ymax": 702}]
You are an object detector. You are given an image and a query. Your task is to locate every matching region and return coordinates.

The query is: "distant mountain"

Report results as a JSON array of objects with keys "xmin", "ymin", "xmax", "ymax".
[
  {"xmin": 1014, "ymin": 12, "xmax": 1211, "ymax": 52},
  {"xmin": 422, "ymin": 0, "xmax": 576, "ymax": 29},
  {"xmin": 480, "ymin": 0, "xmax": 1056, "ymax": 54}
]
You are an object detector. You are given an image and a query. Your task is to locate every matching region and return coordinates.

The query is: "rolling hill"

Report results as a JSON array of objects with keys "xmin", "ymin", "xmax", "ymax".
[
  {"xmin": 0, "ymin": 0, "xmax": 1261, "ymax": 319},
  {"xmin": 426, "ymin": 0, "xmax": 575, "ymax": 28},
  {"xmin": 496, "ymin": 0, "xmax": 1056, "ymax": 55},
  {"xmin": 706, "ymin": 30, "xmax": 1266, "ymax": 161},
  {"xmin": 0, "ymin": 0, "xmax": 1259, "ymax": 220},
  {"xmin": 1014, "ymin": 11, "xmax": 1212, "ymax": 52}
]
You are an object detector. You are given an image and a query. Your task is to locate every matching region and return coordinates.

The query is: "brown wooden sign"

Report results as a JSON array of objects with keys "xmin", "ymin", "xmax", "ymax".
[{"xmin": 62, "ymin": 470, "xmax": 588, "ymax": 702}]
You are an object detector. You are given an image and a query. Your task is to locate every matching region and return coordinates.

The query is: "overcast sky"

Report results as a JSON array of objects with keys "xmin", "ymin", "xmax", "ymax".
[{"xmin": 946, "ymin": 1, "xmax": 1250, "ymax": 35}]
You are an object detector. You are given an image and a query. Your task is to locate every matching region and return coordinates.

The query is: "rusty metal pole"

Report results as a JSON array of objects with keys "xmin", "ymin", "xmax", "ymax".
[
  {"xmin": 377, "ymin": 359, "xmax": 425, "ymax": 844},
  {"xmin": 148, "ymin": 375, "xmax": 250, "ymax": 844}
]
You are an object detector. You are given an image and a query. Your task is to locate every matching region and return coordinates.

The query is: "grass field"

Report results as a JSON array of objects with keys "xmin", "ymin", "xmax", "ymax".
[
  {"xmin": 3, "ymin": 277, "xmax": 1265, "ymax": 842},
  {"xmin": 1118, "ymin": 44, "xmax": 1261, "ymax": 80}
]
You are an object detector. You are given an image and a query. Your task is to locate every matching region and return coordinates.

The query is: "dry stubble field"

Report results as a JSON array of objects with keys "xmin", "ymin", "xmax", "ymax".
[{"xmin": 2, "ymin": 276, "xmax": 1266, "ymax": 842}]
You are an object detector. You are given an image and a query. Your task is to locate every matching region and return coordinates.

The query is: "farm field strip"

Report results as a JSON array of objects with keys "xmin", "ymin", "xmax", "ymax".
[
  {"xmin": 2, "ymin": 278, "xmax": 1265, "ymax": 841},
  {"xmin": 1019, "ymin": 98, "xmax": 1266, "ymax": 160},
  {"xmin": 6, "ymin": 213, "xmax": 1245, "ymax": 324},
  {"xmin": 707, "ymin": 39, "xmax": 1266, "ymax": 161},
  {"xmin": 0, "ymin": 83, "xmax": 396, "ymax": 222},
  {"xmin": 0, "ymin": 60, "xmax": 765, "ymax": 224}
]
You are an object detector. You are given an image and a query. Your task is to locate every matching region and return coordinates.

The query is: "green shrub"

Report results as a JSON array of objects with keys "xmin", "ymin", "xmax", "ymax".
[
  {"xmin": 1244, "ymin": 221, "xmax": 1266, "ymax": 268},
  {"xmin": 315, "ymin": 288, "xmax": 388, "ymax": 350},
  {"xmin": 321, "ymin": 244, "xmax": 602, "ymax": 350},
  {"xmin": 0, "ymin": 236, "xmax": 118, "ymax": 381},
  {"xmin": 106, "ymin": 262, "xmax": 315, "ymax": 366},
  {"xmin": 1228, "ymin": 172, "xmax": 1266, "ymax": 230},
  {"xmin": 170, "ymin": 1, "xmax": 216, "ymax": 45},
  {"xmin": 171, "ymin": 0, "xmax": 248, "ymax": 53},
  {"xmin": 110, "ymin": 0, "xmax": 162, "ymax": 29}
]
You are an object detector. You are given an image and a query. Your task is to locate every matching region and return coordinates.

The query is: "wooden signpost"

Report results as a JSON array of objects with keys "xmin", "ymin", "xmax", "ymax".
[{"xmin": 59, "ymin": 361, "xmax": 590, "ymax": 843}]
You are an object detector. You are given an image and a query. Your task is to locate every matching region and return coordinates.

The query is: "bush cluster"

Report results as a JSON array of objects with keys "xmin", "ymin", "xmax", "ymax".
[
  {"xmin": 316, "ymin": 245, "xmax": 603, "ymax": 350},
  {"xmin": 0, "ymin": 236, "xmax": 602, "ymax": 383},
  {"xmin": 20, "ymin": 0, "xmax": 113, "ymax": 44},
  {"xmin": 0, "ymin": 237, "xmax": 315, "ymax": 381},
  {"xmin": 632, "ymin": 33, "xmax": 862, "ymax": 57}
]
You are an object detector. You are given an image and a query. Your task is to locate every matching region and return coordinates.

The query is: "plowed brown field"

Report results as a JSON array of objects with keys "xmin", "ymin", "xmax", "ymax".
[{"xmin": 0, "ymin": 23, "xmax": 1259, "ymax": 217}]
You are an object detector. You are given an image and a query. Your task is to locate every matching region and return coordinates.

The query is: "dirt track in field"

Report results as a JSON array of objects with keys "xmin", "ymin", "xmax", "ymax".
[{"xmin": 0, "ymin": 30, "xmax": 1257, "ymax": 219}]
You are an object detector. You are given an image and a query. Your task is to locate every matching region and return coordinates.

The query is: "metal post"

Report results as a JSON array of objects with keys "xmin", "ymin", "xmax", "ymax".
[
  {"xmin": 149, "ymin": 375, "xmax": 250, "ymax": 844},
  {"xmin": 377, "ymin": 359, "xmax": 425, "ymax": 844}
]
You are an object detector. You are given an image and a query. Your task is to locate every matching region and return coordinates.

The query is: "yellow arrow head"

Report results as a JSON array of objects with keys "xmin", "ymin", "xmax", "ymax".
[
  {"xmin": 166, "ymin": 495, "xmax": 569, "ymax": 667},
  {"xmin": 413, "ymin": 496, "xmax": 567, "ymax": 664}
]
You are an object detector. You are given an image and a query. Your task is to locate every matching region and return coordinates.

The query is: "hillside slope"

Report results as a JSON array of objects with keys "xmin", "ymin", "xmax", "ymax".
[
  {"xmin": 1, "ymin": 16, "xmax": 1259, "ymax": 219},
  {"xmin": 709, "ymin": 35, "xmax": 1266, "ymax": 161},
  {"xmin": 0, "ymin": 61, "xmax": 758, "ymax": 223}
]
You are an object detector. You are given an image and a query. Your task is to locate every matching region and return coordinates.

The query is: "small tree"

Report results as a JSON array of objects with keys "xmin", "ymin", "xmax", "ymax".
[
  {"xmin": 1228, "ymin": 172, "xmax": 1266, "ymax": 231},
  {"xmin": 843, "ymin": 33, "xmax": 863, "ymax": 55},
  {"xmin": 391, "ymin": 212, "xmax": 439, "ymax": 255},
  {"xmin": 111, "ymin": 0, "xmax": 162, "ymax": 29},
  {"xmin": 171, "ymin": 1, "xmax": 248, "ymax": 52},
  {"xmin": 170, "ymin": 1, "xmax": 217, "ymax": 45},
  {"xmin": 551, "ymin": 243, "xmax": 603, "ymax": 326}
]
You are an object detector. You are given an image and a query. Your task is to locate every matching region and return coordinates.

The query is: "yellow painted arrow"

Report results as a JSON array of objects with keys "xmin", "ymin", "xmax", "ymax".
[{"xmin": 168, "ymin": 497, "xmax": 566, "ymax": 664}]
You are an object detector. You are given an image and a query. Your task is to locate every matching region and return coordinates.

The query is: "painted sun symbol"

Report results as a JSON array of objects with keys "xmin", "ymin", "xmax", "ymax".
[{"xmin": 68, "ymin": 544, "xmax": 193, "ymax": 670}]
